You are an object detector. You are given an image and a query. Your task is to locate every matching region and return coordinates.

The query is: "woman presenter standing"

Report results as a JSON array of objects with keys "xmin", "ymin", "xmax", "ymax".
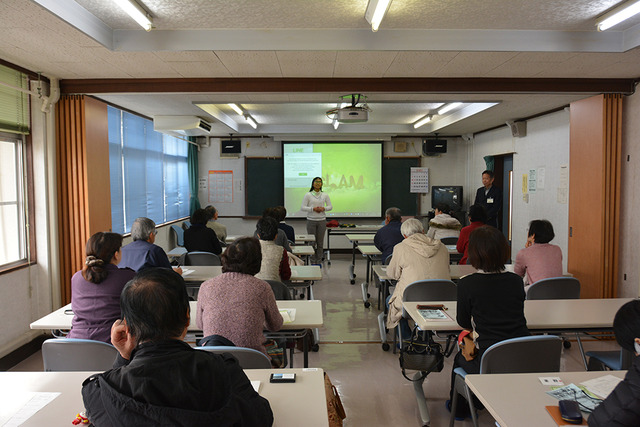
[{"xmin": 301, "ymin": 177, "xmax": 332, "ymax": 265}]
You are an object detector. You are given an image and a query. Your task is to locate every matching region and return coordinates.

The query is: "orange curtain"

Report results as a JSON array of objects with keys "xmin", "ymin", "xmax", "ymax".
[{"xmin": 56, "ymin": 95, "xmax": 90, "ymax": 304}]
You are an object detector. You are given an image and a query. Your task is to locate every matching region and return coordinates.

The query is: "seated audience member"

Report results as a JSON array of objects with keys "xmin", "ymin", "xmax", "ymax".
[
  {"xmin": 386, "ymin": 218, "xmax": 450, "ymax": 338},
  {"xmin": 456, "ymin": 204, "xmax": 487, "ymax": 265},
  {"xmin": 204, "ymin": 205, "xmax": 227, "ymax": 242},
  {"xmin": 68, "ymin": 232, "xmax": 135, "ymax": 344},
  {"xmin": 254, "ymin": 208, "xmax": 292, "ymax": 253},
  {"xmin": 427, "ymin": 203, "xmax": 462, "ymax": 241},
  {"xmin": 197, "ymin": 237, "xmax": 283, "ymax": 357},
  {"xmin": 373, "ymin": 207, "xmax": 404, "ymax": 262},
  {"xmin": 255, "ymin": 216, "xmax": 291, "ymax": 282},
  {"xmin": 448, "ymin": 226, "xmax": 529, "ymax": 420},
  {"xmin": 272, "ymin": 205, "xmax": 295, "ymax": 243},
  {"xmin": 184, "ymin": 208, "xmax": 222, "ymax": 255},
  {"xmin": 82, "ymin": 268, "xmax": 273, "ymax": 427},
  {"xmin": 119, "ymin": 217, "xmax": 182, "ymax": 274},
  {"xmin": 514, "ymin": 219, "xmax": 563, "ymax": 290},
  {"xmin": 588, "ymin": 300, "xmax": 640, "ymax": 427}
]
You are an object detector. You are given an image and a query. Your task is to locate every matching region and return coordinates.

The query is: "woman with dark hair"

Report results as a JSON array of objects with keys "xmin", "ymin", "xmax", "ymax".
[
  {"xmin": 588, "ymin": 300, "xmax": 640, "ymax": 426},
  {"xmin": 456, "ymin": 204, "xmax": 487, "ymax": 265},
  {"xmin": 427, "ymin": 202, "xmax": 462, "ymax": 241},
  {"xmin": 68, "ymin": 232, "xmax": 135, "ymax": 343},
  {"xmin": 301, "ymin": 176, "xmax": 332, "ymax": 264},
  {"xmin": 184, "ymin": 208, "xmax": 222, "ymax": 255},
  {"xmin": 447, "ymin": 226, "xmax": 529, "ymax": 419},
  {"xmin": 196, "ymin": 237, "xmax": 283, "ymax": 356},
  {"xmin": 514, "ymin": 219, "xmax": 563, "ymax": 290},
  {"xmin": 255, "ymin": 216, "xmax": 291, "ymax": 282}
]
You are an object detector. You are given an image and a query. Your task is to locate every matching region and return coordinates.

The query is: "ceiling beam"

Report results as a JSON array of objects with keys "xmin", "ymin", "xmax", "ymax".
[{"xmin": 60, "ymin": 77, "xmax": 637, "ymax": 95}]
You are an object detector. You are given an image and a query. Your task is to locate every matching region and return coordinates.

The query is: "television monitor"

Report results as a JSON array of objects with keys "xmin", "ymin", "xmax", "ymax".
[{"xmin": 431, "ymin": 186, "xmax": 463, "ymax": 211}]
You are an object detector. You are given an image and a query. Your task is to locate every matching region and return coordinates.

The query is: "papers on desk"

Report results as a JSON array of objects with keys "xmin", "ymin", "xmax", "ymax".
[
  {"xmin": 580, "ymin": 374, "xmax": 623, "ymax": 399},
  {"xmin": 251, "ymin": 380, "xmax": 261, "ymax": 393},
  {"xmin": 0, "ymin": 391, "xmax": 60, "ymax": 426},
  {"xmin": 280, "ymin": 308, "xmax": 296, "ymax": 323},
  {"xmin": 546, "ymin": 384, "xmax": 602, "ymax": 413},
  {"xmin": 417, "ymin": 308, "xmax": 451, "ymax": 321},
  {"xmin": 181, "ymin": 268, "xmax": 194, "ymax": 276}
]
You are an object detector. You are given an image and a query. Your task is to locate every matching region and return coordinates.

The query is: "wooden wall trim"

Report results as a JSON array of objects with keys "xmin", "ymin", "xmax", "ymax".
[{"xmin": 59, "ymin": 77, "xmax": 636, "ymax": 95}]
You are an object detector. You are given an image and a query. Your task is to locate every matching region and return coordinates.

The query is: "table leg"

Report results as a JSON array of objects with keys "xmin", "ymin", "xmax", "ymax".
[
  {"xmin": 349, "ymin": 241, "xmax": 357, "ymax": 284},
  {"xmin": 303, "ymin": 333, "xmax": 309, "ymax": 368},
  {"xmin": 413, "ymin": 372, "xmax": 431, "ymax": 426}
]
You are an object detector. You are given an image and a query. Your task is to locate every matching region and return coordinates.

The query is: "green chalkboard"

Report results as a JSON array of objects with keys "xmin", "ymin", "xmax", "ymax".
[
  {"xmin": 245, "ymin": 157, "xmax": 283, "ymax": 217},
  {"xmin": 382, "ymin": 157, "xmax": 420, "ymax": 216}
]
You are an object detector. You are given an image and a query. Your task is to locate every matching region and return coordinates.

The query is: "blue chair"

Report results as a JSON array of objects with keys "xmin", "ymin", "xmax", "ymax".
[
  {"xmin": 42, "ymin": 338, "xmax": 118, "ymax": 371},
  {"xmin": 449, "ymin": 335, "xmax": 563, "ymax": 427},
  {"xmin": 196, "ymin": 346, "xmax": 271, "ymax": 369},
  {"xmin": 170, "ymin": 224, "xmax": 184, "ymax": 247},
  {"xmin": 587, "ymin": 347, "xmax": 634, "ymax": 371},
  {"xmin": 184, "ymin": 251, "xmax": 221, "ymax": 266}
]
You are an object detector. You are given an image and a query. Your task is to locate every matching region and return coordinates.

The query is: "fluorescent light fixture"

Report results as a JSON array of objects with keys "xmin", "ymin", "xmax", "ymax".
[
  {"xmin": 113, "ymin": 0, "xmax": 153, "ymax": 31},
  {"xmin": 413, "ymin": 115, "xmax": 432, "ymax": 129},
  {"xmin": 333, "ymin": 120, "xmax": 339, "ymax": 130},
  {"xmin": 245, "ymin": 115, "xmax": 258, "ymax": 129},
  {"xmin": 365, "ymin": 0, "xmax": 392, "ymax": 32},
  {"xmin": 228, "ymin": 103, "xmax": 244, "ymax": 116},
  {"xmin": 437, "ymin": 102, "xmax": 462, "ymax": 115},
  {"xmin": 597, "ymin": 0, "xmax": 640, "ymax": 31}
]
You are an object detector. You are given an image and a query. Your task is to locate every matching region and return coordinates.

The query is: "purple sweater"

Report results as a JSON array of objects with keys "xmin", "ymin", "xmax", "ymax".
[
  {"xmin": 68, "ymin": 264, "xmax": 136, "ymax": 343},
  {"xmin": 196, "ymin": 272, "xmax": 283, "ymax": 356}
]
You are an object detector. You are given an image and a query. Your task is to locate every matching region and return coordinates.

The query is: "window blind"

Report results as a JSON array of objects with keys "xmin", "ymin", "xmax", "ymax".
[{"xmin": 0, "ymin": 64, "xmax": 29, "ymax": 134}]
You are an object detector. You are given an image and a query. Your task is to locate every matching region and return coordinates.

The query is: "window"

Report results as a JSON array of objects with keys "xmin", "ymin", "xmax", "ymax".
[
  {"xmin": 108, "ymin": 106, "xmax": 189, "ymax": 234},
  {"xmin": 0, "ymin": 133, "xmax": 29, "ymax": 267}
]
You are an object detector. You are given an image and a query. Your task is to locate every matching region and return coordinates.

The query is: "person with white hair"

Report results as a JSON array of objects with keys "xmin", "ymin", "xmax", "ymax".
[
  {"xmin": 119, "ymin": 217, "xmax": 182, "ymax": 274},
  {"xmin": 386, "ymin": 218, "xmax": 450, "ymax": 337}
]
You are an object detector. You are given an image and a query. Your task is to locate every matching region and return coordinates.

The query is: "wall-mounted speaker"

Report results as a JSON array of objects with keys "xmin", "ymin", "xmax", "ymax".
[
  {"xmin": 423, "ymin": 139, "xmax": 447, "ymax": 155},
  {"xmin": 221, "ymin": 139, "xmax": 241, "ymax": 158},
  {"xmin": 506, "ymin": 121, "xmax": 527, "ymax": 138}
]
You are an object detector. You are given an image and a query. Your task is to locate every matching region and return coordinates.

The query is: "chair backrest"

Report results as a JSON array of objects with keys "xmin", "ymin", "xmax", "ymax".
[
  {"xmin": 480, "ymin": 335, "xmax": 563, "ymax": 374},
  {"xmin": 440, "ymin": 237, "xmax": 459, "ymax": 245},
  {"xmin": 526, "ymin": 277, "xmax": 580, "ymax": 300},
  {"xmin": 196, "ymin": 346, "xmax": 272, "ymax": 369},
  {"xmin": 384, "ymin": 254, "xmax": 393, "ymax": 265},
  {"xmin": 266, "ymin": 280, "xmax": 292, "ymax": 300},
  {"xmin": 181, "ymin": 220, "xmax": 191, "ymax": 231},
  {"xmin": 403, "ymin": 279, "xmax": 457, "ymax": 302},
  {"xmin": 170, "ymin": 224, "xmax": 184, "ymax": 247},
  {"xmin": 184, "ymin": 251, "xmax": 221, "ymax": 266},
  {"xmin": 42, "ymin": 338, "xmax": 118, "ymax": 372}
]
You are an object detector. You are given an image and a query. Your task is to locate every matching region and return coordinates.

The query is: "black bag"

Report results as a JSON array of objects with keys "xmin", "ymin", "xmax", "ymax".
[{"xmin": 399, "ymin": 327, "xmax": 453, "ymax": 381}]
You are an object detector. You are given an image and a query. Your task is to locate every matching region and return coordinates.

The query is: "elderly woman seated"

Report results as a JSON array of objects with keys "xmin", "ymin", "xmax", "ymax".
[{"xmin": 386, "ymin": 218, "xmax": 450, "ymax": 339}]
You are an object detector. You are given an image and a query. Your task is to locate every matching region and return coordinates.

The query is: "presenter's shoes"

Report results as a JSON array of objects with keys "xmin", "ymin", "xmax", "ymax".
[{"xmin": 445, "ymin": 399, "xmax": 471, "ymax": 421}]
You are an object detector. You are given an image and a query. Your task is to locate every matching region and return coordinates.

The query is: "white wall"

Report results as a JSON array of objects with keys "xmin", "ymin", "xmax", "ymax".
[
  {"xmin": 618, "ymin": 91, "xmax": 640, "ymax": 298},
  {"xmin": 472, "ymin": 110, "xmax": 570, "ymax": 269}
]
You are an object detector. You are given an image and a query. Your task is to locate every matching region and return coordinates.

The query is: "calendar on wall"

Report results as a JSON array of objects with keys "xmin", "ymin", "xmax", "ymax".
[{"xmin": 410, "ymin": 167, "xmax": 429, "ymax": 193}]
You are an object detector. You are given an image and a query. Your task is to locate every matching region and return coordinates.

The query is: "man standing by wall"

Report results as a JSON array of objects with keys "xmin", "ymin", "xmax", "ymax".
[{"xmin": 474, "ymin": 170, "xmax": 502, "ymax": 228}]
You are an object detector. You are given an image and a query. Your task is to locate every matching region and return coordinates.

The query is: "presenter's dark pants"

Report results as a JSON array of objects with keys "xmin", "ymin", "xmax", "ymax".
[{"xmin": 306, "ymin": 219, "xmax": 326, "ymax": 264}]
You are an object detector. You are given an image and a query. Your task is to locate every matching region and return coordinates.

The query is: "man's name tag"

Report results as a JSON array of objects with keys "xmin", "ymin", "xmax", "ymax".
[{"xmin": 487, "ymin": 198, "xmax": 494, "ymax": 203}]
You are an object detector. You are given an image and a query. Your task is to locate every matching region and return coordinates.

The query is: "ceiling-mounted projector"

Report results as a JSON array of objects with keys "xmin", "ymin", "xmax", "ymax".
[
  {"xmin": 326, "ymin": 94, "xmax": 371, "ymax": 124},
  {"xmin": 337, "ymin": 107, "xmax": 369, "ymax": 123}
]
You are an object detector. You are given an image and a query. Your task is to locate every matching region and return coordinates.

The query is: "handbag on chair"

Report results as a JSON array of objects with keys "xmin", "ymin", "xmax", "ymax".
[{"xmin": 399, "ymin": 326, "xmax": 454, "ymax": 381}]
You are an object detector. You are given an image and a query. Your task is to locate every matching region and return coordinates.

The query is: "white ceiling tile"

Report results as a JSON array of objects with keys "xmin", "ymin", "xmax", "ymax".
[
  {"xmin": 167, "ymin": 61, "xmax": 232, "ymax": 78},
  {"xmin": 52, "ymin": 61, "xmax": 133, "ymax": 79},
  {"xmin": 214, "ymin": 51, "xmax": 282, "ymax": 77},
  {"xmin": 434, "ymin": 52, "xmax": 519, "ymax": 77},
  {"xmin": 153, "ymin": 51, "xmax": 220, "ymax": 62},
  {"xmin": 333, "ymin": 51, "xmax": 398, "ymax": 77},
  {"xmin": 276, "ymin": 51, "xmax": 337, "ymax": 77},
  {"xmin": 384, "ymin": 51, "xmax": 459, "ymax": 77}
]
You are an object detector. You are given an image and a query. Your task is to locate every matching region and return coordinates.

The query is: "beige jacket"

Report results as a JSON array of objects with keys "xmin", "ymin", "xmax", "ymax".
[
  {"xmin": 427, "ymin": 213, "xmax": 462, "ymax": 240},
  {"xmin": 386, "ymin": 233, "xmax": 450, "ymax": 328}
]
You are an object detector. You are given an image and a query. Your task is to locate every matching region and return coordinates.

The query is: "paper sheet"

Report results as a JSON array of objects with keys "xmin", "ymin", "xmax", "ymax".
[
  {"xmin": 279, "ymin": 308, "xmax": 296, "ymax": 323},
  {"xmin": 0, "ymin": 391, "xmax": 60, "ymax": 427},
  {"xmin": 546, "ymin": 384, "xmax": 601, "ymax": 413},
  {"xmin": 251, "ymin": 381, "xmax": 261, "ymax": 393},
  {"xmin": 580, "ymin": 375, "xmax": 623, "ymax": 399},
  {"xmin": 417, "ymin": 309, "xmax": 451, "ymax": 321},
  {"xmin": 181, "ymin": 268, "xmax": 194, "ymax": 276}
]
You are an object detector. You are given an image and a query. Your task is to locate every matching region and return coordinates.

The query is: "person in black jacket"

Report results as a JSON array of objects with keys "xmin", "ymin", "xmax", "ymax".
[
  {"xmin": 184, "ymin": 208, "xmax": 222, "ymax": 255},
  {"xmin": 373, "ymin": 207, "xmax": 404, "ymax": 262},
  {"xmin": 473, "ymin": 170, "xmax": 502, "ymax": 228},
  {"xmin": 588, "ymin": 300, "xmax": 640, "ymax": 426},
  {"xmin": 81, "ymin": 268, "xmax": 273, "ymax": 427},
  {"xmin": 447, "ymin": 225, "xmax": 529, "ymax": 419}
]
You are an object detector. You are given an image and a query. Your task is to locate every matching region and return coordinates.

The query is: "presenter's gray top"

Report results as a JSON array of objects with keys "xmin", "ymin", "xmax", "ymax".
[{"xmin": 301, "ymin": 191, "xmax": 333, "ymax": 221}]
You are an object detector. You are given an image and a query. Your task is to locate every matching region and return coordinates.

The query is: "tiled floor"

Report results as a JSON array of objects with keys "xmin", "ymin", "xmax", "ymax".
[{"xmin": 11, "ymin": 254, "xmax": 618, "ymax": 426}]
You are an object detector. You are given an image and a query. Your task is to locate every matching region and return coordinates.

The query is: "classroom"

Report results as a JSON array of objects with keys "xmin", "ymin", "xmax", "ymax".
[{"xmin": 2, "ymin": 1, "xmax": 640, "ymax": 426}]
